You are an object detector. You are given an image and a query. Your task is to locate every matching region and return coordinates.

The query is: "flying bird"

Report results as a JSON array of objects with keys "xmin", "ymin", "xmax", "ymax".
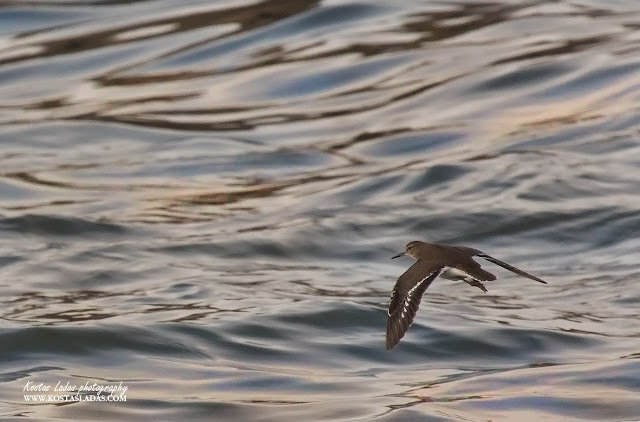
[{"xmin": 386, "ymin": 241, "xmax": 547, "ymax": 350}]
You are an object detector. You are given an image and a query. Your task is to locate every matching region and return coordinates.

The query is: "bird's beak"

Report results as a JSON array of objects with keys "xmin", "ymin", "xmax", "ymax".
[{"xmin": 391, "ymin": 251, "xmax": 404, "ymax": 259}]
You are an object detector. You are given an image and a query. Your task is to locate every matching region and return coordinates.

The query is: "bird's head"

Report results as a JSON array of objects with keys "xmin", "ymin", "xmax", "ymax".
[{"xmin": 391, "ymin": 241, "xmax": 423, "ymax": 260}]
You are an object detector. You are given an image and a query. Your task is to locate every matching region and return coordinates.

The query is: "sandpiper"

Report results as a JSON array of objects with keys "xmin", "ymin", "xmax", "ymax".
[{"xmin": 386, "ymin": 241, "xmax": 547, "ymax": 350}]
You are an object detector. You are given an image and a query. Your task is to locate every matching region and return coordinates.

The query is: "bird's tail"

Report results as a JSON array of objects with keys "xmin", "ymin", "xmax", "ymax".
[{"xmin": 477, "ymin": 253, "xmax": 547, "ymax": 284}]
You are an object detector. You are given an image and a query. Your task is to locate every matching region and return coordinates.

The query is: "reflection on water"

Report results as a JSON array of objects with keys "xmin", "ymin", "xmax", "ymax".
[{"xmin": 1, "ymin": 0, "xmax": 640, "ymax": 421}]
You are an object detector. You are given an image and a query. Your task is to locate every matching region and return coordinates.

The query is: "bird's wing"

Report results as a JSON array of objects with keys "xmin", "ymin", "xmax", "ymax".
[
  {"xmin": 457, "ymin": 265, "xmax": 496, "ymax": 282},
  {"xmin": 447, "ymin": 246, "xmax": 495, "ymax": 281},
  {"xmin": 451, "ymin": 245, "xmax": 482, "ymax": 257},
  {"xmin": 386, "ymin": 261, "xmax": 442, "ymax": 350},
  {"xmin": 476, "ymin": 253, "xmax": 547, "ymax": 284},
  {"xmin": 452, "ymin": 245, "xmax": 547, "ymax": 284}
]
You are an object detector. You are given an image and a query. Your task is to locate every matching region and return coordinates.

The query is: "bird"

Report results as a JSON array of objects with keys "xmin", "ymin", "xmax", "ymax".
[{"xmin": 386, "ymin": 241, "xmax": 547, "ymax": 350}]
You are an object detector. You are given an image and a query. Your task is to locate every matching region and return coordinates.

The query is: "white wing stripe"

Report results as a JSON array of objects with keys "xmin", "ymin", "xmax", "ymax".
[
  {"xmin": 387, "ymin": 288, "xmax": 397, "ymax": 316},
  {"xmin": 400, "ymin": 270, "xmax": 437, "ymax": 322}
]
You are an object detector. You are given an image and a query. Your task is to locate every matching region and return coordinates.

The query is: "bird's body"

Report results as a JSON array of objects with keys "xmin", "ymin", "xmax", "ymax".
[{"xmin": 386, "ymin": 241, "xmax": 547, "ymax": 350}]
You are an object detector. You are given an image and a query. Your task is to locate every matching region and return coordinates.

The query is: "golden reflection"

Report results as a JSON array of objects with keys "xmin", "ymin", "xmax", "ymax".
[
  {"xmin": 1, "ymin": 0, "xmax": 584, "ymax": 133},
  {"xmin": 0, "ymin": 0, "xmax": 320, "ymax": 68},
  {"xmin": 2, "ymin": 289, "xmax": 144, "ymax": 323}
]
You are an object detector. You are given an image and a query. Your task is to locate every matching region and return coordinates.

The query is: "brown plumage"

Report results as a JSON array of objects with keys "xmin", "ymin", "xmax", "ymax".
[{"xmin": 386, "ymin": 241, "xmax": 547, "ymax": 350}]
